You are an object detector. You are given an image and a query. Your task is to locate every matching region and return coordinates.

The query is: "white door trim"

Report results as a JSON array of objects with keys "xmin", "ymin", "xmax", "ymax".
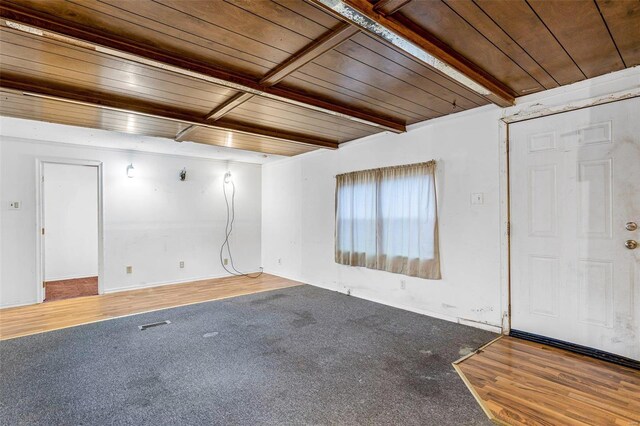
[
  {"xmin": 502, "ymin": 88, "xmax": 640, "ymax": 124},
  {"xmin": 35, "ymin": 158, "xmax": 105, "ymax": 303},
  {"xmin": 498, "ymin": 88, "xmax": 640, "ymax": 335}
]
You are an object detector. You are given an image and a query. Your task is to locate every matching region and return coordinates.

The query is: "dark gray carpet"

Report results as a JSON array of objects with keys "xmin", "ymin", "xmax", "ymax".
[{"xmin": 0, "ymin": 285, "xmax": 496, "ymax": 425}]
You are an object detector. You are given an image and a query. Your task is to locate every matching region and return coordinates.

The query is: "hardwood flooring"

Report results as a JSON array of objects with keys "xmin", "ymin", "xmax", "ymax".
[
  {"xmin": 0, "ymin": 274, "xmax": 301, "ymax": 341},
  {"xmin": 454, "ymin": 336, "xmax": 640, "ymax": 426},
  {"xmin": 45, "ymin": 276, "xmax": 99, "ymax": 302}
]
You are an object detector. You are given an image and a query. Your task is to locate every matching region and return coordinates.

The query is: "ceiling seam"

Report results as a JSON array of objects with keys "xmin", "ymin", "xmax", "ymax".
[
  {"xmin": 592, "ymin": 0, "xmax": 627, "ymax": 68},
  {"xmin": 524, "ymin": 0, "xmax": 588, "ymax": 80},
  {"xmin": 471, "ymin": 0, "xmax": 560, "ymax": 87},
  {"xmin": 442, "ymin": 0, "xmax": 546, "ymax": 91}
]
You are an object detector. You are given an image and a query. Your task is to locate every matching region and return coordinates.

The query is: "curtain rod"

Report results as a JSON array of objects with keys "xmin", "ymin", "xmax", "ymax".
[{"xmin": 334, "ymin": 160, "xmax": 436, "ymax": 178}]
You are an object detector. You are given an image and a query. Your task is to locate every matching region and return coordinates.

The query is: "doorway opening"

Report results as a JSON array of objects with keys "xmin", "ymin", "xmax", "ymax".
[{"xmin": 38, "ymin": 160, "xmax": 103, "ymax": 303}]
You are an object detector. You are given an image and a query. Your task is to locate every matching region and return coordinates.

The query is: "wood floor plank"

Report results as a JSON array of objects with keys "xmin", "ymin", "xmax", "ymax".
[
  {"xmin": 476, "ymin": 349, "xmax": 632, "ymax": 402},
  {"xmin": 462, "ymin": 363, "xmax": 627, "ymax": 423},
  {"xmin": 454, "ymin": 336, "xmax": 640, "ymax": 426},
  {"xmin": 0, "ymin": 274, "xmax": 302, "ymax": 340},
  {"xmin": 44, "ymin": 276, "xmax": 99, "ymax": 302},
  {"xmin": 488, "ymin": 338, "xmax": 640, "ymax": 383},
  {"xmin": 476, "ymin": 349, "xmax": 638, "ymax": 413}
]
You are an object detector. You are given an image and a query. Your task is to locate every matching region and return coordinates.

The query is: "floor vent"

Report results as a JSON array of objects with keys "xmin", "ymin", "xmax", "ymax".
[{"xmin": 138, "ymin": 320, "xmax": 171, "ymax": 331}]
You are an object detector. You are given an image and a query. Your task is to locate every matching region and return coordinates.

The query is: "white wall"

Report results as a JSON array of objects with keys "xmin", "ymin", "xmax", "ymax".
[
  {"xmin": 262, "ymin": 66, "xmax": 640, "ymax": 332},
  {"xmin": 0, "ymin": 129, "xmax": 263, "ymax": 308},
  {"xmin": 44, "ymin": 163, "xmax": 99, "ymax": 281},
  {"xmin": 263, "ymin": 106, "xmax": 504, "ymax": 330},
  {"xmin": 1, "ymin": 67, "xmax": 637, "ymax": 312}
]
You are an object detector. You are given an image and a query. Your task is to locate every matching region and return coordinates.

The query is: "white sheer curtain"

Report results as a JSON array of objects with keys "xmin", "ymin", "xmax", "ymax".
[
  {"xmin": 335, "ymin": 169, "xmax": 378, "ymax": 269},
  {"xmin": 335, "ymin": 161, "xmax": 440, "ymax": 279}
]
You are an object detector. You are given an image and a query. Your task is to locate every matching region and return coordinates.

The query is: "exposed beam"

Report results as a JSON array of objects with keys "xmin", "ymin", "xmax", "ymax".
[
  {"xmin": 308, "ymin": 0, "xmax": 516, "ymax": 107},
  {"xmin": 175, "ymin": 23, "xmax": 360, "ymax": 141},
  {"xmin": 373, "ymin": 0, "xmax": 412, "ymax": 16},
  {"xmin": 0, "ymin": 3, "xmax": 405, "ymax": 133},
  {"xmin": 0, "ymin": 76, "xmax": 339, "ymax": 150},
  {"xmin": 260, "ymin": 22, "xmax": 360, "ymax": 86},
  {"xmin": 175, "ymin": 93, "xmax": 255, "ymax": 142},
  {"xmin": 205, "ymin": 93, "xmax": 256, "ymax": 121},
  {"xmin": 174, "ymin": 126, "xmax": 197, "ymax": 143}
]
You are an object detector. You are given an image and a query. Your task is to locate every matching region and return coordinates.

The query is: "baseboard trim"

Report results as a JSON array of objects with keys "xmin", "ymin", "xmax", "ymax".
[
  {"xmin": 458, "ymin": 318, "xmax": 503, "ymax": 334},
  {"xmin": 260, "ymin": 270, "xmax": 307, "ymax": 285},
  {"xmin": 265, "ymin": 272, "xmax": 502, "ymax": 334},
  {"xmin": 1, "ymin": 274, "xmax": 241, "ymax": 309},
  {"xmin": 103, "ymin": 272, "xmax": 260, "ymax": 294},
  {"xmin": 0, "ymin": 299, "xmax": 39, "ymax": 310},
  {"xmin": 510, "ymin": 329, "xmax": 640, "ymax": 370},
  {"xmin": 352, "ymin": 293, "xmax": 502, "ymax": 334}
]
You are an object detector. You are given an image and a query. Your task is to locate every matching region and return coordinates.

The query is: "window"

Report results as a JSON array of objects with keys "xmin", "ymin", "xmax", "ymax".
[{"xmin": 335, "ymin": 161, "xmax": 441, "ymax": 279}]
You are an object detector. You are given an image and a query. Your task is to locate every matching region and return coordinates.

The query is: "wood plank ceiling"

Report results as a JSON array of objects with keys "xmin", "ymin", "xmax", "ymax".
[{"xmin": 0, "ymin": 0, "xmax": 638, "ymax": 156}]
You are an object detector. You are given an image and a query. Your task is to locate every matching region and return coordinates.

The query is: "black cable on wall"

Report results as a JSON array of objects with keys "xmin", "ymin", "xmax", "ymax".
[{"xmin": 219, "ymin": 171, "xmax": 263, "ymax": 278}]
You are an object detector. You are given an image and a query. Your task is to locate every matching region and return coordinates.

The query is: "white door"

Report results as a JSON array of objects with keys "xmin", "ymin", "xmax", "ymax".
[{"xmin": 510, "ymin": 97, "xmax": 640, "ymax": 361}]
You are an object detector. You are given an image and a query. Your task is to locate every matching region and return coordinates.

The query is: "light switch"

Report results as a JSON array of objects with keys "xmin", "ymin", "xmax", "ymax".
[
  {"xmin": 471, "ymin": 193, "xmax": 484, "ymax": 205},
  {"xmin": 9, "ymin": 201, "xmax": 21, "ymax": 209}
]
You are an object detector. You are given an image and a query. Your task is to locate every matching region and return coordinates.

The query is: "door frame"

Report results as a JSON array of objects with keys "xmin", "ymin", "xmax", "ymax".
[
  {"xmin": 498, "ymin": 88, "xmax": 640, "ymax": 335},
  {"xmin": 35, "ymin": 158, "xmax": 105, "ymax": 303}
]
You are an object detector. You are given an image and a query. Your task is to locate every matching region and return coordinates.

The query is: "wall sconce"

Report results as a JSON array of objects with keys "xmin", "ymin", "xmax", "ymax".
[
  {"xmin": 126, "ymin": 163, "xmax": 135, "ymax": 178},
  {"xmin": 224, "ymin": 160, "xmax": 233, "ymax": 184},
  {"xmin": 179, "ymin": 167, "xmax": 187, "ymax": 181}
]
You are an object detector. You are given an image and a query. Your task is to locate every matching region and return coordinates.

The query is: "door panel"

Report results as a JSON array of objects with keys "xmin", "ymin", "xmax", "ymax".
[{"xmin": 510, "ymin": 97, "xmax": 640, "ymax": 360}]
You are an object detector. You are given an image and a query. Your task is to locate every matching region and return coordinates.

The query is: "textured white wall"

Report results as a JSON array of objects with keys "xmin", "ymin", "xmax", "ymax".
[
  {"xmin": 0, "ymin": 134, "xmax": 262, "ymax": 308},
  {"xmin": 44, "ymin": 163, "xmax": 99, "ymax": 281},
  {"xmin": 263, "ymin": 106, "xmax": 504, "ymax": 330},
  {"xmin": 262, "ymin": 66, "xmax": 640, "ymax": 332}
]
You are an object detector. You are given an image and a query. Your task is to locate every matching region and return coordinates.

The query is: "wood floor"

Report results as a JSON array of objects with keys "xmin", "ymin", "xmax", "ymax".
[
  {"xmin": 0, "ymin": 274, "xmax": 301, "ymax": 340},
  {"xmin": 44, "ymin": 276, "xmax": 99, "ymax": 302},
  {"xmin": 454, "ymin": 336, "xmax": 640, "ymax": 426}
]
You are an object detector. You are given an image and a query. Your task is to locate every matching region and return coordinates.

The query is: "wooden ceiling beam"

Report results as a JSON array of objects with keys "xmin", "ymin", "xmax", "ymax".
[
  {"xmin": 205, "ymin": 93, "xmax": 256, "ymax": 121},
  {"xmin": 175, "ymin": 93, "xmax": 255, "ymax": 142},
  {"xmin": 373, "ymin": 0, "xmax": 413, "ymax": 16},
  {"xmin": 176, "ymin": 23, "xmax": 360, "ymax": 142},
  {"xmin": 260, "ymin": 22, "xmax": 360, "ymax": 86},
  {"xmin": 0, "ymin": 76, "xmax": 339, "ymax": 150},
  {"xmin": 0, "ymin": 3, "xmax": 405, "ymax": 133},
  {"xmin": 308, "ymin": 0, "xmax": 516, "ymax": 107}
]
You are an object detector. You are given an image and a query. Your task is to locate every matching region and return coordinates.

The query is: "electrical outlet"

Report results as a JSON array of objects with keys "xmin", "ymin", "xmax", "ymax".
[
  {"xmin": 179, "ymin": 261, "xmax": 184, "ymax": 268},
  {"xmin": 9, "ymin": 201, "xmax": 21, "ymax": 210},
  {"xmin": 278, "ymin": 258, "xmax": 282, "ymax": 265},
  {"xmin": 223, "ymin": 258, "xmax": 229, "ymax": 265},
  {"xmin": 400, "ymin": 280, "xmax": 406, "ymax": 290},
  {"xmin": 126, "ymin": 266, "xmax": 133, "ymax": 274}
]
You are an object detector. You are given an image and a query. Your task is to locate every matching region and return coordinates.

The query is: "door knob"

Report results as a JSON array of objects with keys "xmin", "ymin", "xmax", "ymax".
[
  {"xmin": 625, "ymin": 240, "xmax": 638, "ymax": 250},
  {"xmin": 626, "ymin": 222, "xmax": 638, "ymax": 231}
]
